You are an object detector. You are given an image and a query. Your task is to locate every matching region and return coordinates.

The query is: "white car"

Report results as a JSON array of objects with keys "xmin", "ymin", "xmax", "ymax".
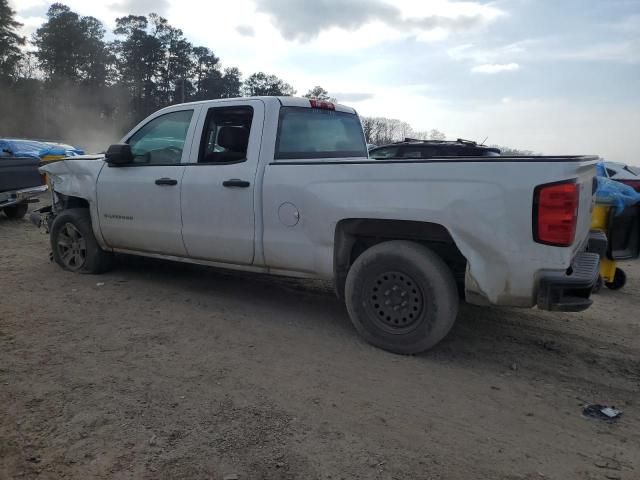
[
  {"xmin": 604, "ymin": 161, "xmax": 640, "ymax": 191},
  {"xmin": 36, "ymin": 97, "xmax": 601, "ymax": 354}
]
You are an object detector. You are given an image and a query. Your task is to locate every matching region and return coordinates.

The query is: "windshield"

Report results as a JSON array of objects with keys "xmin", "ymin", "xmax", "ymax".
[{"xmin": 275, "ymin": 107, "xmax": 367, "ymax": 160}]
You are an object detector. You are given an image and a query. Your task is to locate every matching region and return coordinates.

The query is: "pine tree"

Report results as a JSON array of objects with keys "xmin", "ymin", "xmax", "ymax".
[{"xmin": 0, "ymin": 0, "xmax": 25, "ymax": 81}]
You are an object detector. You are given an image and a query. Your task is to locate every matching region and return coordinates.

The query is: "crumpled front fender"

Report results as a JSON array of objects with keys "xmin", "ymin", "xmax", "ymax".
[
  {"xmin": 39, "ymin": 155, "xmax": 105, "ymax": 204},
  {"xmin": 40, "ymin": 156, "xmax": 109, "ymax": 249}
]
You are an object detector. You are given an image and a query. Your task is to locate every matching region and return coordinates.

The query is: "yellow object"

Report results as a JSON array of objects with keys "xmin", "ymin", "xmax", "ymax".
[
  {"xmin": 591, "ymin": 204, "xmax": 611, "ymax": 231},
  {"xmin": 590, "ymin": 203, "xmax": 616, "ymax": 283},
  {"xmin": 599, "ymin": 257, "xmax": 617, "ymax": 283},
  {"xmin": 40, "ymin": 154, "xmax": 67, "ymax": 163}
]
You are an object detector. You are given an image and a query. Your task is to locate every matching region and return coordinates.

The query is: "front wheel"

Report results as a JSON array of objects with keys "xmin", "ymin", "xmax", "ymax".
[
  {"xmin": 50, "ymin": 208, "xmax": 113, "ymax": 274},
  {"xmin": 3, "ymin": 203, "xmax": 29, "ymax": 219},
  {"xmin": 345, "ymin": 241, "xmax": 459, "ymax": 354}
]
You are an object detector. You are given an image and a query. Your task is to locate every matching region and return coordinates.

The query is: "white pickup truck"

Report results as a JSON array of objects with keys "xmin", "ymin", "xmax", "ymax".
[{"xmin": 36, "ymin": 96, "xmax": 602, "ymax": 354}]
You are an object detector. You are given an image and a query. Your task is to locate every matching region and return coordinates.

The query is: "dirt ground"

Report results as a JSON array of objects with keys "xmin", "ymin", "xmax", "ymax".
[{"xmin": 1, "ymin": 208, "xmax": 639, "ymax": 480}]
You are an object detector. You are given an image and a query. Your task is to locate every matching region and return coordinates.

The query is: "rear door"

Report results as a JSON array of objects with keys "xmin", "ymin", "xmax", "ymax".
[
  {"xmin": 180, "ymin": 99, "xmax": 265, "ymax": 264},
  {"xmin": 97, "ymin": 107, "xmax": 200, "ymax": 255}
]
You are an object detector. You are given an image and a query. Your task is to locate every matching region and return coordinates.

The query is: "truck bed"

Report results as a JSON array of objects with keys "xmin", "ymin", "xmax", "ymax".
[
  {"xmin": 0, "ymin": 157, "xmax": 43, "ymax": 194},
  {"xmin": 262, "ymin": 155, "xmax": 599, "ymax": 307}
]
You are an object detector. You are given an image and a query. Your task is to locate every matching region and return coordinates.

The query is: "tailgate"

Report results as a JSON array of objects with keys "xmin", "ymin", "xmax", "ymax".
[{"xmin": 572, "ymin": 159, "xmax": 599, "ymax": 255}]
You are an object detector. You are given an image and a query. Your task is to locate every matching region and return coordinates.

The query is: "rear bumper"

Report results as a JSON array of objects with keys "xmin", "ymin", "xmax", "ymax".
[
  {"xmin": 537, "ymin": 249, "xmax": 600, "ymax": 312},
  {"xmin": 0, "ymin": 185, "xmax": 47, "ymax": 208}
]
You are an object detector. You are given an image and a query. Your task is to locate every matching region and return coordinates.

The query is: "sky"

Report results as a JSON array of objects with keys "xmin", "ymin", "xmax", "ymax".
[{"xmin": 12, "ymin": 0, "xmax": 640, "ymax": 164}]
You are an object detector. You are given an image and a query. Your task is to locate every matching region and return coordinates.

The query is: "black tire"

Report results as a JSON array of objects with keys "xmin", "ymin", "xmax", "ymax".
[
  {"xmin": 50, "ymin": 208, "xmax": 113, "ymax": 274},
  {"xmin": 345, "ymin": 240, "xmax": 459, "ymax": 354},
  {"xmin": 3, "ymin": 203, "xmax": 29, "ymax": 219},
  {"xmin": 605, "ymin": 268, "xmax": 626, "ymax": 291}
]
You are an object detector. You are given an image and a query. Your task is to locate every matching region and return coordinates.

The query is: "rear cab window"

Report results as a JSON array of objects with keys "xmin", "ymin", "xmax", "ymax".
[{"xmin": 275, "ymin": 107, "xmax": 367, "ymax": 160}]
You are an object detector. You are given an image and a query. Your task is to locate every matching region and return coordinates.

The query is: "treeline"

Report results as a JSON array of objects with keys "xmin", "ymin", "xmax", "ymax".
[
  {"xmin": 362, "ymin": 117, "xmax": 446, "ymax": 145},
  {"xmin": 0, "ymin": 2, "xmax": 303, "ymax": 150},
  {"xmin": 0, "ymin": 1, "xmax": 531, "ymax": 153}
]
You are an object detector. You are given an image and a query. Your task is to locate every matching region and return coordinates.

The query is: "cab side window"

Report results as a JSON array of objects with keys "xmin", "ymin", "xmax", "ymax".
[
  {"xmin": 199, "ymin": 107, "xmax": 253, "ymax": 164},
  {"xmin": 127, "ymin": 110, "xmax": 193, "ymax": 165}
]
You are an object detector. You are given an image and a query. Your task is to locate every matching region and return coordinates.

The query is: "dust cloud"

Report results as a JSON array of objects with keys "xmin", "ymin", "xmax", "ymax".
[{"xmin": 0, "ymin": 81, "xmax": 136, "ymax": 153}]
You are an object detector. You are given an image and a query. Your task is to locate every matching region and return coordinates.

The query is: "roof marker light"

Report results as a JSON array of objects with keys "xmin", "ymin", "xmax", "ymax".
[{"xmin": 309, "ymin": 99, "xmax": 336, "ymax": 110}]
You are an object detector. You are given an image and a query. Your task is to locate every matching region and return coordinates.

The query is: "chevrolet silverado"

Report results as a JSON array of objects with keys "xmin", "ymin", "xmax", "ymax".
[{"xmin": 35, "ymin": 97, "xmax": 601, "ymax": 354}]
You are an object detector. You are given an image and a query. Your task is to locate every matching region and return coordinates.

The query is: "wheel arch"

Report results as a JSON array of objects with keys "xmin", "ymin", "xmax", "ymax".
[
  {"xmin": 50, "ymin": 207, "xmax": 113, "ymax": 273},
  {"xmin": 334, "ymin": 218, "xmax": 467, "ymax": 299},
  {"xmin": 54, "ymin": 192, "xmax": 90, "ymax": 211},
  {"xmin": 52, "ymin": 192, "xmax": 109, "ymax": 250}
]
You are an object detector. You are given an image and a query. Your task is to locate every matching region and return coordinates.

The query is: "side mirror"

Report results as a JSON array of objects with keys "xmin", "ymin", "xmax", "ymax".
[{"xmin": 105, "ymin": 144, "xmax": 133, "ymax": 165}]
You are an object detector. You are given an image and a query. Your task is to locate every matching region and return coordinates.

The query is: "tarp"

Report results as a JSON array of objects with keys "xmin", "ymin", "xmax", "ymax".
[
  {"xmin": 596, "ymin": 162, "xmax": 640, "ymax": 215},
  {"xmin": 0, "ymin": 138, "xmax": 84, "ymax": 159}
]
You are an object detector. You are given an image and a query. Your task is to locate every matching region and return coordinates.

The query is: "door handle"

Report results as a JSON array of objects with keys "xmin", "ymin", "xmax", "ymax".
[
  {"xmin": 155, "ymin": 178, "xmax": 178, "ymax": 186},
  {"xmin": 222, "ymin": 179, "xmax": 250, "ymax": 188}
]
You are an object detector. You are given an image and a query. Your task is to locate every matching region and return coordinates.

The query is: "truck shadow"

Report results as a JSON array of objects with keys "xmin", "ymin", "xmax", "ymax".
[
  {"xmin": 111, "ymin": 254, "xmax": 639, "ymax": 393},
  {"xmin": 432, "ymin": 302, "xmax": 639, "ymax": 393}
]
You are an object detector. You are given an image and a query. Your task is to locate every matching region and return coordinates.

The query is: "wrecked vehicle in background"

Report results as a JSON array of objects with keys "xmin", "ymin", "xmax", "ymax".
[
  {"xmin": 34, "ymin": 96, "xmax": 603, "ymax": 354},
  {"xmin": 0, "ymin": 138, "xmax": 84, "ymax": 163},
  {"xmin": 0, "ymin": 156, "xmax": 47, "ymax": 219},
  {"xmin": 1, "ymin": 137, "xmax": 84, "ymax": 180},
  {"xmin": 603, "ymin": 161, "xmax": 640, "ymax": 192},
  {"xmin": 369, "ymin": 138, "xmax": 501, "ymax": 159}
]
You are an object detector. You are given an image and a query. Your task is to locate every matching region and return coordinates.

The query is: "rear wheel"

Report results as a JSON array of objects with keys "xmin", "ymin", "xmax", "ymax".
[
  {"xmin": 50, "ymin": 208, "xmax": 113, "ymax": 273},
  {"xmin": 345, "ymin": 240, "xmax": 459, "ymax": 354},
  {"xmin": 3, "ymin": 203, "xmax": 29, "ymax": 219}
]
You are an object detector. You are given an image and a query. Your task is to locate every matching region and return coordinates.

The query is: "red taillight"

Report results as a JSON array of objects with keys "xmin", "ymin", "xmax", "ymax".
[
  {"xmin": 618, "ymin": 179, "xmax": 640, "ymax": 192},
  {"xmin": 534, "ymin": 181, "xmax": 579, "ymax": 247},
  {"xmin": 309, "ymin": 99, "xmax": 335, "ymax": 110}
]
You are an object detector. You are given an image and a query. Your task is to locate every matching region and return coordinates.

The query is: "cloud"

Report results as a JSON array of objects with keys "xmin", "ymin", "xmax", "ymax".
[
  {"xmin": 471, "ymin": 63, "xmax": 520, "ymax": 74},
  {"xmin": 14, "ymin": 4, "xmax": 47, "ymax": 17},
  {"xmin": 254, "ymin": 0, "xmax": 504, "ymax": 42},
  {"xmin": 236, "ymin": 24, "xmax": 255, "ymax": 37},
  {"xmin": 10, "ymin": 0, "xmax": 46, "ymax": 11},
  {"xmin": 109, "ymin": 0, "xmax": 170, "ymax": 16},
  {"xmin": 450, "ymin": 35, "xmax": 640, "ymax": 67},
  {"xmin": 553, "ymin": 40, "xmax": 640, "ymax": 64},
  {"xmin": 15, "ymin": 14, "xmax": 46, "ymax": 37},
  {"xmin": 333, "ymin": 92, "xmax": 375, "ymax": 102},
  {"xmin": 448, "ymin": 39, "xmax": 535, "ymax": 64},
  {"xmin": 254, "ymin": 0, "xmax": 394, "ymax": 40}
]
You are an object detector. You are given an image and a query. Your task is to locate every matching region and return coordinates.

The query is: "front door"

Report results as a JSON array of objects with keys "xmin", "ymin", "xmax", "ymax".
[
  {"xmin": 181, "ymin": 100, "xmax": 265, "ymax": 264},
  {"xmin": 97, "ymin": 107, "xmax": 199, "ymax": 255}
]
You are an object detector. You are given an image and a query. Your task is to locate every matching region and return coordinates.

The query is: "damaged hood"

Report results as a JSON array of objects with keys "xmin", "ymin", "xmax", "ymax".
[{"xmin": 40, "ymin": 156, "xmax": 106, "ymax": 203}]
